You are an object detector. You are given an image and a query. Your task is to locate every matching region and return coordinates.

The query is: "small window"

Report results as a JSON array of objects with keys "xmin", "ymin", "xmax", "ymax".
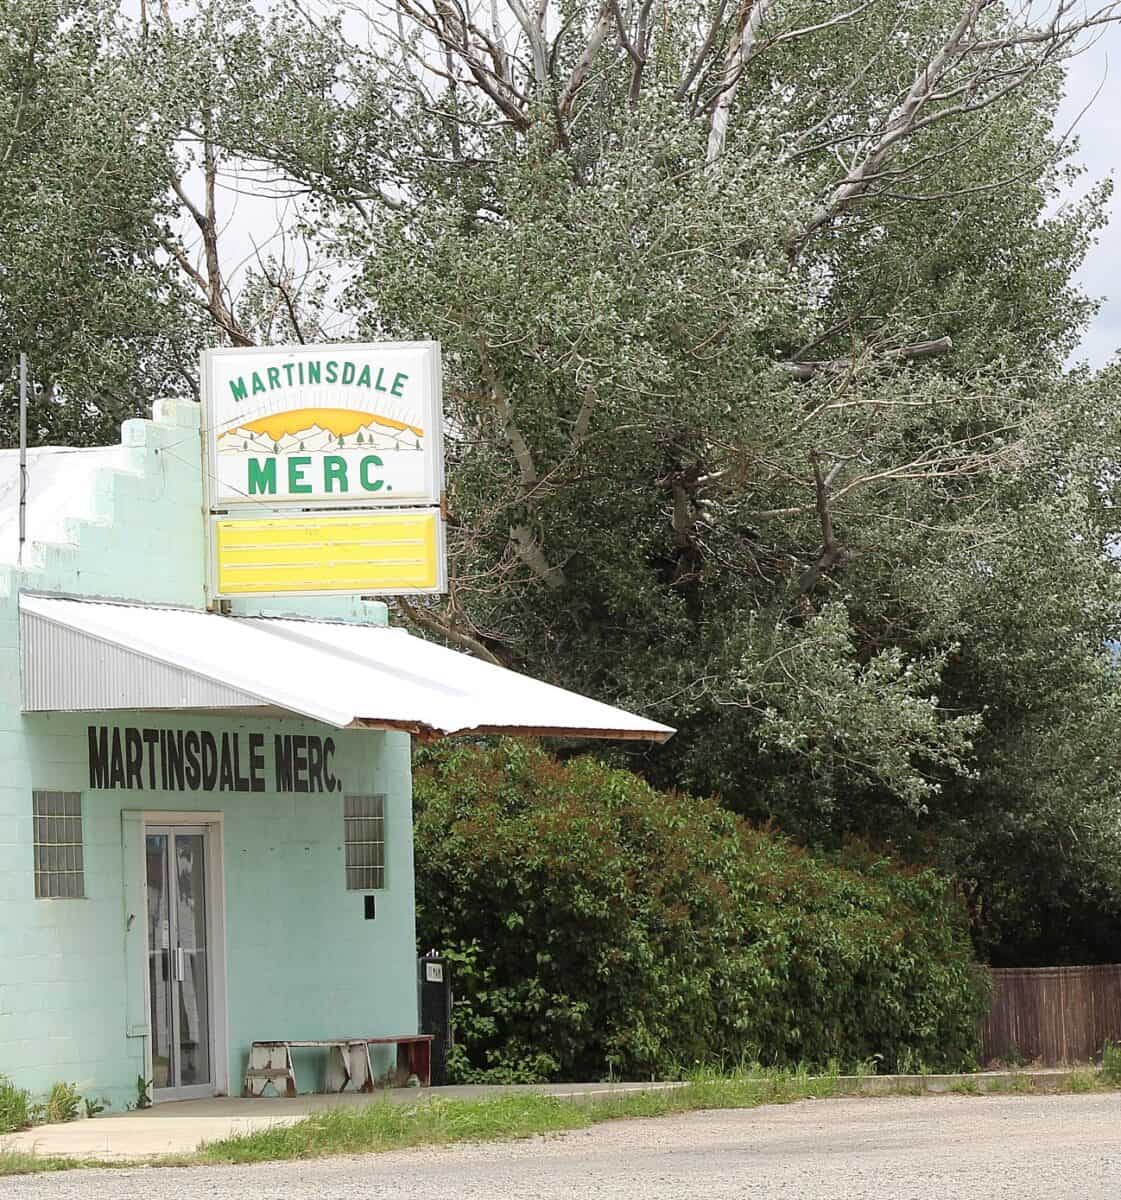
[
  {"xmin": 33, "ymin": 791, "xmax": 85, "ymax": 899},
  {"xmin": 344, "ymin": 794, "xmax": 385, "ymax": 890}
]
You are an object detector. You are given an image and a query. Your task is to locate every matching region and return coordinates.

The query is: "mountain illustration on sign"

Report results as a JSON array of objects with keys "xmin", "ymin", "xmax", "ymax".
[{"xmin": 218, "ymin": 408, "xmax": 423, "ymax": 454}]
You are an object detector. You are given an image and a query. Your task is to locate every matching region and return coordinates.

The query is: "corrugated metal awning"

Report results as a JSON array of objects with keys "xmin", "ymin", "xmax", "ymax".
[{"xmin": 19, "ymin": 594, "xmax": 674, "ymax": 742}]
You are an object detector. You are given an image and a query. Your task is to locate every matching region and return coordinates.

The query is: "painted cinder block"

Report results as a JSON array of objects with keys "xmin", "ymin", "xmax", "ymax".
[{"xmin": 0, "ymin": 406, "xmax": 418, "ymax": 1113}]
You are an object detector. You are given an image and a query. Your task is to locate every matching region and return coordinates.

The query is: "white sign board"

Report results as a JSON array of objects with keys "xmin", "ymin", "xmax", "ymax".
[{"xmin": 202, "ymin": 342, "xmax": 443, "ymax": 510}]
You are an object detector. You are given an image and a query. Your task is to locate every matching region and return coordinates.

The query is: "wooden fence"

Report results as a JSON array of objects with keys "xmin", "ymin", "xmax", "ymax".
[{"xmin": 982, "ymin": 964, "xmax": 1121, "ymax": 1065}]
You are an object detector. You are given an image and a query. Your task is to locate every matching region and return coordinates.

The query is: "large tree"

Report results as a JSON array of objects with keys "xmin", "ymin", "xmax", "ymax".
[
  {"xmin": 0, "ymin": 0, "xmax": 202, "ymax": 445},
  {"xmin": 169, "ymin": 0, "xmax": 1121, "ymax": 961},
  {"xmin": 10, "ymin": 0, "xmax": 1121, "ymax": 962}
]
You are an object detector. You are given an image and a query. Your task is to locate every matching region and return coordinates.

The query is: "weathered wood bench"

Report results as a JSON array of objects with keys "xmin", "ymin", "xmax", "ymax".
[{"xmin": 244, "ymin": 1035, "xmax": 434, "ymax": 1097}]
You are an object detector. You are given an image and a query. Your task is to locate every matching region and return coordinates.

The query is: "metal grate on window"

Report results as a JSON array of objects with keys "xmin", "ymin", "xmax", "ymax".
[
  {"xmin": 32, "ymin": 791, "xmax": 85, "ymax": 899},
  {"xmin": 344, "ymin": 794, "xmax": 385, "ymax": 890}
]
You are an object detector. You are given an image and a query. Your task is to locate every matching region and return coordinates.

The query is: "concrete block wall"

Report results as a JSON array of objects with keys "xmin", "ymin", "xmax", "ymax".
[{"xmin": 0, "ymin": 401, "xmax": 413, "ymax": 1112}]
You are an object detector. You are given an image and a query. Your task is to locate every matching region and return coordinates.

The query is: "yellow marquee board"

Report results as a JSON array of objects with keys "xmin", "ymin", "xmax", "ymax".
[{"xmin": 211, "ymin": 510, "xmax": 445, "ymax": 597}]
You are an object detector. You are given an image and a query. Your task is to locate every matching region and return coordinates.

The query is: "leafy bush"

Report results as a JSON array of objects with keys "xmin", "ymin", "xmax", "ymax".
[
  {"xmin": 414, "ymin": 741, "xmax": 988, "ymax": 1082},
  {"xmin": 0, "ymin": 1076, "xmax": 32, "ymax": 1133},
  {"xmin": 1101, "ymin": 1041, "xmax": 1121, "ymax": 1085},
  {"xmin": 43, "ymin": 1083, "xmax": 81, "ymax": 1125}
]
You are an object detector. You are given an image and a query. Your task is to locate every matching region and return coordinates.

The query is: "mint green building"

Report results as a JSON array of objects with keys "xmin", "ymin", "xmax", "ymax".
[{"xmin": 0, "ymin": 398, "xmax": 670, "ymax": 1110}]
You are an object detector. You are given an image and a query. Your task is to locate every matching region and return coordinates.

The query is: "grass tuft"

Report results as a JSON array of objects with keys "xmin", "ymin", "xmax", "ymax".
[
  {"xmin": 0, "ymin": 1076, "xmax": 32, "ymax": 1134},
  {"xmin": 1062, "ymin": 1069, "xmax": 1099, "ymax": 1094},
  {"xmin": 196, "ymin": 1094, "xmax": 594, "ymax": 1164},
  {"xmin": 987, "ymin": 1073, "xmax": 1035, "ymax": 1095},
  {"xmin": 0, "ymin": 1151, "xmax": 87, "ymax": 1175},
  {"xmin": 196, "ymin": 1070, "xmax": 843, "ymax": 1166}
]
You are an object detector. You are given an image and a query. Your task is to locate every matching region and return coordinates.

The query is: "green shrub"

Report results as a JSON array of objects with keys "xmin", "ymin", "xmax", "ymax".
[
  {"xmin": 413, "ymin": 741, "xmax": 989, "ymax": 1082},
  {"xmin": 1101, "ymin": 1040, "xmax": 1121, "ymax": 1085},
  {"xmin": 43, "ymin": 1083, "xmax": 81, "ymax": 1124},
  {"xmin": 0, "ymin": 1076, "xmax": 32, "ymax": 1133}
]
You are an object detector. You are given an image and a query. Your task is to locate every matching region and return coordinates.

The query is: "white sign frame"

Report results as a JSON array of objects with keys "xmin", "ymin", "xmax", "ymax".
[{"xmin": 201, "ymin": 342, "xmax": 444, "ymax": 514}]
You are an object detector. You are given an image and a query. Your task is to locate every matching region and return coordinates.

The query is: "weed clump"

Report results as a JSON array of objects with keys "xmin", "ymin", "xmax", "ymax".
[{"xmin": 0, "ymin": 1077, "xmax": 32, "ymax": 1134}]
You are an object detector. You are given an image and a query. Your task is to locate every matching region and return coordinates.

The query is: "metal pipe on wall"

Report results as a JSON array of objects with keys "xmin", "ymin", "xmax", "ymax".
[{"xmin": 18, "ymin": 351, "xmax": 28, "ymax": 564}]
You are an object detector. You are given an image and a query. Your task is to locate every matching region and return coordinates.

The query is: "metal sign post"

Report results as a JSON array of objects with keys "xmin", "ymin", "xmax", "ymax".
[{"xmin": 18, "ymin": 353, "xmax": 28, "ymax": 565}]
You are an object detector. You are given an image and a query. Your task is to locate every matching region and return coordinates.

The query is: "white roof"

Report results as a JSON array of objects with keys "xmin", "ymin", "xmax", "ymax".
[
  {"xmin": 20, "ymin": 593, "xmax": 674, "ymax": 742},
  {"xmin": 0, "ymin": 446, "xmax": 121, "ymax": 566}
]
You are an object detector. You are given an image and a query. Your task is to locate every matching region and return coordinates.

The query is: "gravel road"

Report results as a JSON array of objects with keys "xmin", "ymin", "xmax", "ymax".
[{"xmin": 7, "ymin": 1092, "xmax": 1121, "ymax": 1199}]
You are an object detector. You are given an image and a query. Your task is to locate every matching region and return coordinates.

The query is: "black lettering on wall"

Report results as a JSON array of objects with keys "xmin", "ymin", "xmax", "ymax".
[
  {"xmin": 166, "ymin": 730, "xmax": 185, "ymax": 791},
  {"xmin": 124, "ymin": 729, "xmax": 144, "ymax": 789},
  {"xmin": 110, "ymin": 728, "xmax": 126, "ymax": 788},
  {"xmin": 219, "ymin": 733, "xmax": 236, "ymax": 791},
  {"xmin": 158, "ymin": 730, "xmax": 169, "ymax": 789},
  {"xmin": 292, "ymin": 735, "xmax": 309, "ymax": 793},
  {"xmin": 184, "ymin": 731, "xmax": 202, "ymax": 790},
  {"xmin": 323, "ymin": 737, "xmax": 337, "ymax": 793},
  {"xmin": 308, "ymin": 737, "xmax": 324, "ymax": 793},
  {"xmin": 249, "ymin": 734, "xmax": 266, "ymax": 793},
  {"xmin": 275, "ymin": 735, "xmax": 293, "ymax": 792},
  {"xmin": 233, "ymin": 734, "xmax": 251, "ymax": 791},
  {"xmin": 88, "ymin": 726, "xmax": 110, "ymax": 788},
  {"xmin": 200, "ymin": 732, "xmax": 218, "ymax": 791},
  {"xmin": 142, "ymin": 729, "xmax": 159, "ymax": 788},
  {"xmin": 85, "ymin": 724, "xmax": 345, "ymax": 795}
]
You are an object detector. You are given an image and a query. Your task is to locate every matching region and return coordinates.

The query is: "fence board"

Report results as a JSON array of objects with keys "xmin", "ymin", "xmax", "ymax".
[{"xmin": 982, "ymin": 964, "xmax": 1121, "ymax": 1065}]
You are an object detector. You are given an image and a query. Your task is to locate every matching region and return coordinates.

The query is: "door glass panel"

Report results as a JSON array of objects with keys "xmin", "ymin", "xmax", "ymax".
[
  {"xmin": 174, "ymin": 833, "xmax": 211, "ymax": 1087},
  {"xmin": 145, "ymin": 834, "xmax": 173, "ymax": 1090}
]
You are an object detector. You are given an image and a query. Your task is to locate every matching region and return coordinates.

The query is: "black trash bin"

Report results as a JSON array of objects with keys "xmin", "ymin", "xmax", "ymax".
[{"xmin": 418, "ymin": 951, "xmax": 452, "ymax": 1086}]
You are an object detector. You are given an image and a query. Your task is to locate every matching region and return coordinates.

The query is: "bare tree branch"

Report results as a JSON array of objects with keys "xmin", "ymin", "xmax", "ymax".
[
  {"xmin": 477, "ymin": 337, "xmax": 568, "ymax": 590},
  {"xmin": 167, "ymin": 101, "xmax": 255, "ymax": 349},
  {"xmin": 706, "ymin": 0, "xmax": 773, "ymax": 168},
  {"xmin": 797, "ymin": 450, "xmax": 846, "ymax": 595},
  {"xmin": 783, "ymin": 337, "xmax": 953, "ymax": 380},
  {"xmin": 557, "ymin": 1, "xmax": 613, "ymax": 119},
  {"xmin": 396, "ymin": 0, "xmax": 533, "ymax": 127},
  {"xmin": 785, "ymin": 0, "xmax": 1121, "ymax": 258},
  {"xmin": 506, "ymin": 0, "xmax": 549, "ymax": 92},
  {"xmin": 676, "ymin": 1, "xmax": 729, "ymax": 102},
  {"xmin": 396, "ymin": 595, "xmax": 507, "ymax": 664}
]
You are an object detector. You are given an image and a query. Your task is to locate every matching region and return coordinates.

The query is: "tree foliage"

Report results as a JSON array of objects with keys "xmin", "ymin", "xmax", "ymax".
[{"xmin": 0, "ymin": 0, "xmax": 200, "ymax": 445}]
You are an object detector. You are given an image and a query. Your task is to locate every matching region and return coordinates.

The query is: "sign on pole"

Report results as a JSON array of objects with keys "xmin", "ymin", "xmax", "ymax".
[{"xmin": 201, "ymin": 343, "xmax": 446, "ymax": 599}]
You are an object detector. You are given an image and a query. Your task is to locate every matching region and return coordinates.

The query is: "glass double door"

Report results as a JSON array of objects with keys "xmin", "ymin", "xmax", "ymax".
[{"xmin": 145, "ymin": 826, "xmax": 213, "ymax": 1100}]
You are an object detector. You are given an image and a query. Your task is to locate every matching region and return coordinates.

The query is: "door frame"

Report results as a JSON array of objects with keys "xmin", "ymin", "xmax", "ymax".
[{"xmin": 139, "ymin": 811, "xmax": 229, "ymax": 1102}]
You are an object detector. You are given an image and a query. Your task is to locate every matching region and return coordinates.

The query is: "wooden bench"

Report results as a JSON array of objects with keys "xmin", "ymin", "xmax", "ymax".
[{"xmin": 244, "ymin": 1036, "xmax": 434, "ymax": 1097}]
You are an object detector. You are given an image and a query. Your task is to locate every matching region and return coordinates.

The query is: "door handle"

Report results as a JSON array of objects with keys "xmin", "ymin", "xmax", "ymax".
[{"xmin": 176, "ymin": 947, "xmax": 185, "ymax": 982}]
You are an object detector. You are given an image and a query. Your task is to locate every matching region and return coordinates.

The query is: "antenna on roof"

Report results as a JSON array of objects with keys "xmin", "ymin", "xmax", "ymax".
[{"xmin": 18, "ymin": 352, "xmax": 27, "ymax": 565}]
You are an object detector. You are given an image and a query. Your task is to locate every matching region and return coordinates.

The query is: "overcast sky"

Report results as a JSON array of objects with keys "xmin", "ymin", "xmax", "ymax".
[{"xmin": 1059, "ymin": 20, "xmax": 1121, "ymax": 367}]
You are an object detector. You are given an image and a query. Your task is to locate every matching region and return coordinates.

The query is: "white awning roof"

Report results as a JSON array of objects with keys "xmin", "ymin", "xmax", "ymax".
[{"xmin": 19, "ymin": 594, "xmax": 674, "ymax": 742}]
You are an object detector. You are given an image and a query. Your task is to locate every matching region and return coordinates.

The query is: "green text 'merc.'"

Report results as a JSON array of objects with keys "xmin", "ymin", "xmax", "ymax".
[
  {"xmin": 228, "ymin": 359, "xmax": 409, "ymax": 402},
  {"xmin": 249, "ymin": 454, "xmax": 386, "ymax": 495}
]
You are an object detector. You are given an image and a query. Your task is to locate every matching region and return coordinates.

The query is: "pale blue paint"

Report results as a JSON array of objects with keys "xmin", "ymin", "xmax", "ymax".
[{"xmin": 0, "ymin": 400, "xmax": 416, "ymax": 1112}]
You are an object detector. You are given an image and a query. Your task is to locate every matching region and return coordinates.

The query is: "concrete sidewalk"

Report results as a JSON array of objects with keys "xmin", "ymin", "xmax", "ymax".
[{"xmin": 0, "ymin": 1083, "xmax": 683, "ymax": 1162}]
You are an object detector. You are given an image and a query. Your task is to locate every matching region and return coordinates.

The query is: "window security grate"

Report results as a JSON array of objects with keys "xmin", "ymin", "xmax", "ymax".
[
  {"xmin": 33, "ymin": 791, "xmax": 85, "ymax": 899},
  {"xmin": 344, "ymin": 794, "xmax": 385, "ymax": 890}
]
